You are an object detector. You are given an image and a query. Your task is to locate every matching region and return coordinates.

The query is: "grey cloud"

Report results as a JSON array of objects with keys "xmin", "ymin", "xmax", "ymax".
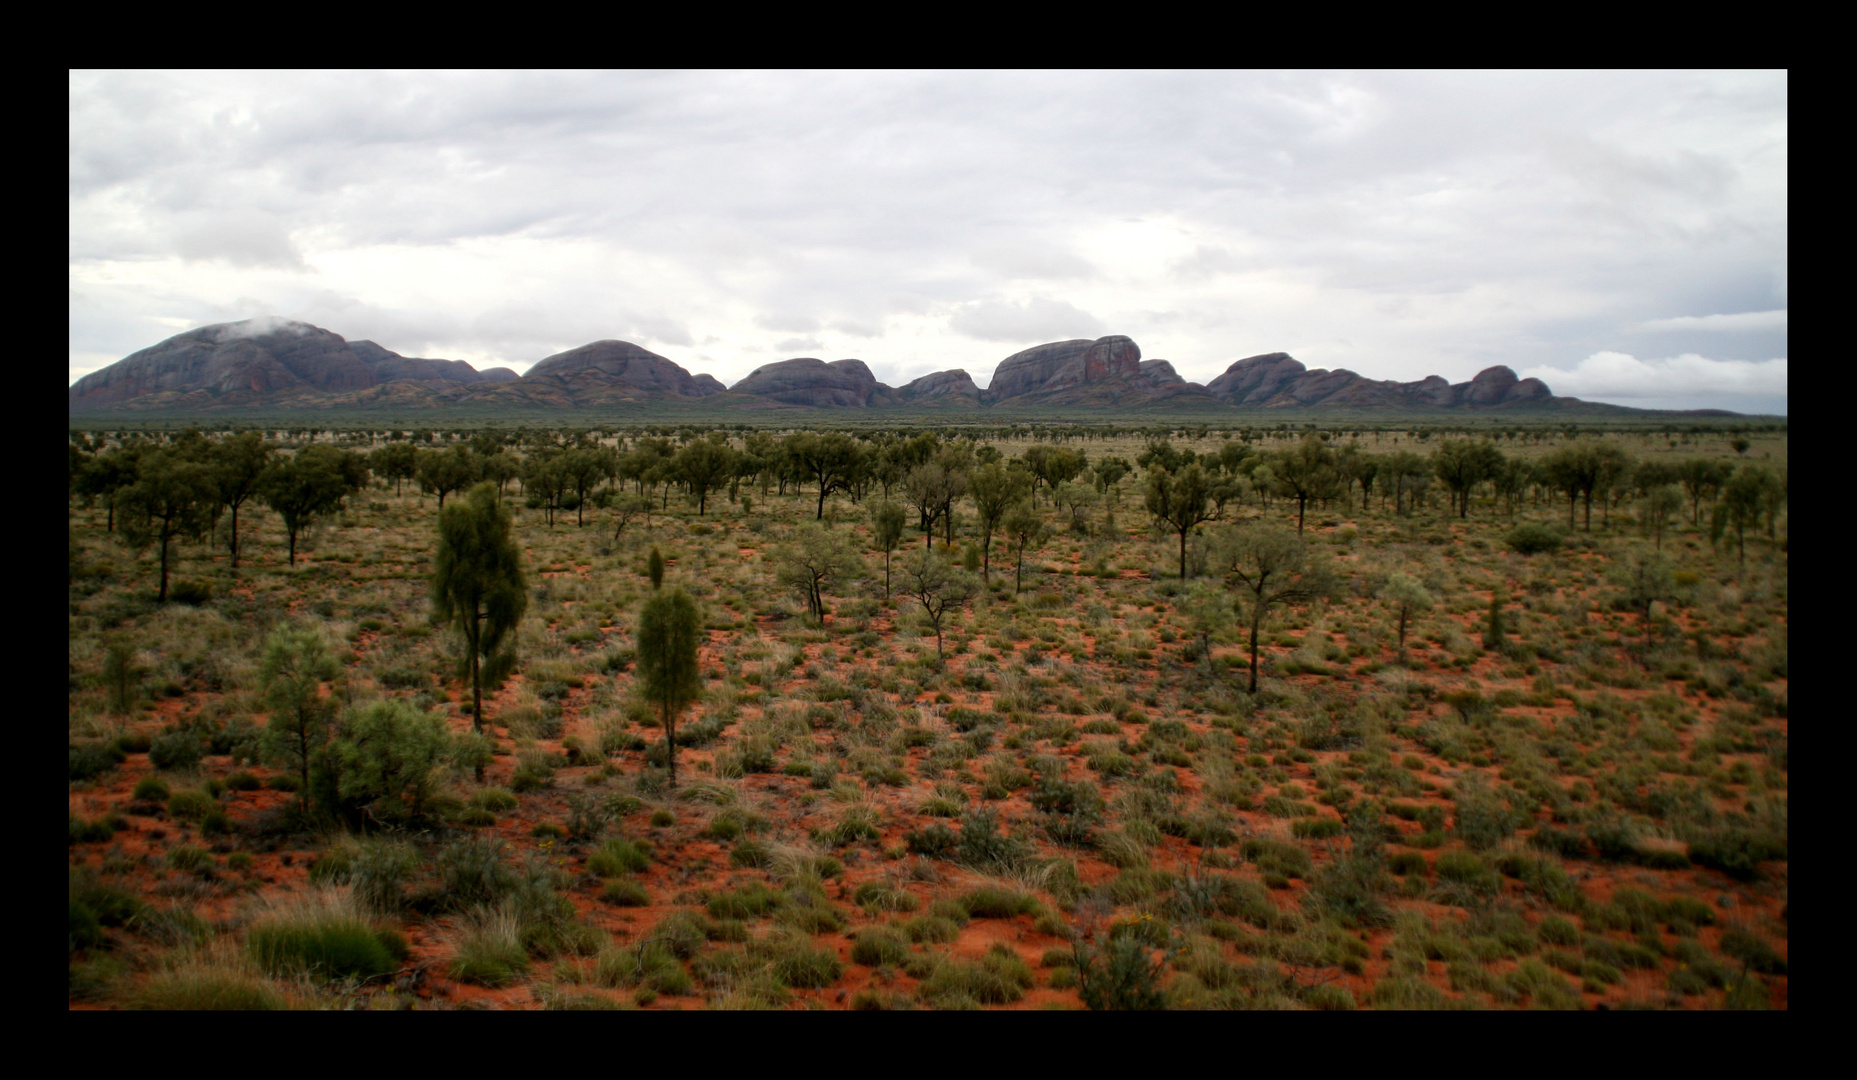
[
  {"xmin": 755, "ymin": 313, "xmax": 821, "ymax": 334},
  {"xmin": 970, "ymin": 244, "xmax": 1097, "ymax": 281},
  {"xmin": 949, "ymin": 299, "xmax": 1105, "ymax": 344},
  {"xmin": 1636, "ymin": 309, "xmax": 1786, "ymax": 332},
  {"xmin": 176, "ymin": 210, "xmax": 304, "ymax": 269},
  {"xmin": 774, "ymin": 337, "xmax": 823, "ymax": 353},
  {"xmin": 832, "ymin": 320, "xmax": 883, "ymax": 339},
  {"xmin": 1170, "ymin": 246, "xmax": 1247, "ymax": 280}
]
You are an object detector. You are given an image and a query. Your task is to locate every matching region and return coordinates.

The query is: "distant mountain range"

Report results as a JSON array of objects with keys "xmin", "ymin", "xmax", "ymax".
[{"xmin": 68, "ymin": 319, "xmax": 1731, "ymax": 417}]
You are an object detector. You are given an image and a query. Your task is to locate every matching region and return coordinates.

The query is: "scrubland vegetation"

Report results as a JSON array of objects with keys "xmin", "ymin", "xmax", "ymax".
[{"xmin": 68, "ymin": 419, "xmax": 1787, "ymax": 1009}]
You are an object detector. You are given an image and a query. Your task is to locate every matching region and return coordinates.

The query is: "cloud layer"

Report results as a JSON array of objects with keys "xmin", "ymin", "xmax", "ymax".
[
  {"xmin": 1521, "ymin": 352, "xmax": 1787, "ymax": 414},
  {"xmin": 70, "ymin": 71, "xmax": 1787, "ymax": 411}
]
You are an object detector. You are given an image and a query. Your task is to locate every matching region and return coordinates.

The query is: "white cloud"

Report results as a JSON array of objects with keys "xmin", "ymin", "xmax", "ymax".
[
  {"xmin": 773, "ymin": 337, "xmax": 823, "ymax": 354},
  {"xmin": 1635, "ymin": 309, "xmax": 1787, "ymax": 332},
  {"xmin": 1521, "ymin": 351, "xmax": 1786, "ymax": 412},
  {"xmin": 948, "ymin": 298, "xmax": 1104, "ymax": 344},
  {"xmin": 970, "ymin": 244, "xmax": 1097, "ymax": 281},
  {"xmin": 176, "ymin": 210, "xmax": 304, "ymax": 269}
]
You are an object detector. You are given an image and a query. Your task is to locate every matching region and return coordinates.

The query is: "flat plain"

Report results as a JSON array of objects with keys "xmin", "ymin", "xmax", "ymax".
[{"xmin": 67, "ymin": 421, "xmax": 1788, "ymax": 1010}]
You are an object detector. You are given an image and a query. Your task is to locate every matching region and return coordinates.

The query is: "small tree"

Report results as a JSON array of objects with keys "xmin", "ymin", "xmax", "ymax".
[
  {"xmin": 258, "ymin": 623, "xmax": 341, "ymax": 799},
  {"xmin": 636, "ymin": 587, "xmax": 702, "ymax": 788},
  {"xmin": 1613, "ymin": 549, "xmax": 1675, "ymax": 653},
  {"xmin": 1145, "ymin": 463, "xmax": 1218, "ymax": 580},
  {"xmin": 966, "ymin": 462, "xmax": 1030, "ymax": 581},
  {"xmin": 1639, "ymin": 485, "xmax": 1683, "ymax": 550},
  {"xmin": 431, "ymin": 483, "xmax": 528, "ymax": 762},
  {"xmin": 1001, "ymin": 501, "xmax": 1049, "ymax": 595},
  {"xmin": 369, "ymin": 442, "xmax": 418, "ymax": 497},
  {"xmin": 870, "ymin": 499, "xmax": 907, "ymax": 598},
  {"xmin": 673, "ymin": 437, "xmax": 737, "ymax": 516},
  {"xmin": 772, "ymin": 524, "xmax": 863, "ymax": 622},
  {"xmin": 1712, "ymin": 466, "xmax": 1774, "ymax": 575},
  {"xmin": 416, "ymin": 446, "xmax": 477, "ymax": 510},
  {"xmin": 119, "ymin": 448, "xmax": 217, "ymax": 602},
  {"xmin": 1270, "ymin": 435, "xmax": 1340, "ymax": 534},
  {"xmin": 258, "ymin": 446, "xmax": 359, "ymax": 566},
  {"xmin": 611, "ymin": 492, "xmax": 652, "ymax": 540},
  {"xmin": 895, "ymin": 546, "xmax": 979, "ymax": 664},
  {"xmin": 211, "ymin": 431, "xmax": 273, "ymax": 570},
  {"xmin": 1481, "ymin": 590, "xmax": 1510, "ymax": 653},
  {"xmin": 1379, "ymin": 574, "xmax": 1432, "ymax": 665},
  {"xmin": 648, "ymin": 545, "xmax": 665, "ymax": 591},
  {"xmin": 1211, "ymin": 524, "xmax": 1333, "ymax": 693}
]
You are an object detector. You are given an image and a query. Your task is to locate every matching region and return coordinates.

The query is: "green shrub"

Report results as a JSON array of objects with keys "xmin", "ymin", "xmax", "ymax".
[
  {"xmin": 602, "ymin": 879, "xmax": 651, "ymax": 907},
  {"xmin": 587, "ymin": 838, "xmax": 653, "ymax": 877},
  {"xmin": 247, "ymin": 910, "xmax": 396, "ymax": 981},
  {"xmin": 921, "ymin": 945, "xmax": 1033, "ymax": 1006},
  {"xmin": 766, "ymin": 939, "xmax": 843, "ymax": 989},
  {"xmin": 1688, "ymin": 829, "xmax": 1787, "ymax": 881},
  {"xmin": 960, "ymin": 886, "xmax": 1039, "ymax": 920},
  {"xmin": 69, "ymin": 741, "xmax": 125, "ymax": 782},
  {"xmin": 148, "ymin": 730, "xmax": 205, "ymax": 771},
  {"xmin": 1506, "ymin": 524, "xmax": 1563, "ymax": 556},
  {"xmin": 165, "ymin": 845, "xmax": 213, "ymax": 872},
  {"xmin": 902, "ymin": 915, "xmax": 961, "ymax": 944},
  {"xmin": 436, "ymin": 836, "xmax": 519, "ymax": 909},
  {"xmin": 448, "ymin": 907, "xmax": 531, "ymax": 987},
  {"xmin": 850, "ymin": 927, "xmax": 911, "ymax": 967},
  {"xmin": 166, "ymin": 789, "xmax": 219, "ymax": 821},
  {"xmin": 707, "ymin": 883, "xmax": 786, "ymax": 920},
  {"xmin": 1076, "ymin": 935, "xmax": 1165, "ymax": 1011},
  {"xmin": 131, "ymin": 776, "xmax": 171, "ymax": 803},
  {"xmin": 470, "ymin": 787, "xmax": 519, "ymax": 812},
  {"xmin": 1304, "ymin": 983, "xmax": 1356, "ymax": 1010},
  {"xmin": 126, "ymin": 967, "xmax": 286, "ymax": 1010},
  {"xmin": 853, "ymin": 881, "xmax": 920, "ymax": 913}
]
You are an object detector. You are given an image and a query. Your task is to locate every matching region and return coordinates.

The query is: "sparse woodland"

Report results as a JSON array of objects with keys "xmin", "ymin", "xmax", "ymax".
[{"xmin": 67, "ymin": 420, "xmax": 1788, "ymax": 1010}]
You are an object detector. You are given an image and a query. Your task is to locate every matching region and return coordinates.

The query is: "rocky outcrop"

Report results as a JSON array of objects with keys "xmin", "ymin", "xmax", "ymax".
[
  {"xmin": 1202, "ymin": 355, "xmax": 1557, "ymax": 411},
  {"xmin": 1204, "ymin": 353, "xmax": 1306, "ymax": 404},
  {"xmin": 521, "ymin": 340, "xmax": 725, "ymax": 399},
  {"xmin": 726, "ymin": 358, "xmax": 881, "ymax": 407},
  {"xmin": 890, "ymin": 369, "xmax": 982, "ymax": 406},
  {"xmin": 1139, "ymin": 359, "xmax": 1185, "ymax": 387},
  {"xmin": 70, "ymin": 321, "xmax": 1592, "ymax": 416},
  {"xmin": 983, "ymin": 335, "xmax": 1142, "ymax": 404}
]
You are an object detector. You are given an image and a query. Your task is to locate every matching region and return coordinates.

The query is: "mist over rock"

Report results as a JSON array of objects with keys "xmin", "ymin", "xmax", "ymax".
[{"xmin": 68, "ymin": 319, "xmax": 504, "ymax": 411}]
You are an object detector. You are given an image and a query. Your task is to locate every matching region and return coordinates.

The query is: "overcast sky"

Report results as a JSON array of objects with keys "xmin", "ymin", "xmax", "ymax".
[{"xmin": 69, "ymin": 70, "xmax": 1787, "ymax": 413}]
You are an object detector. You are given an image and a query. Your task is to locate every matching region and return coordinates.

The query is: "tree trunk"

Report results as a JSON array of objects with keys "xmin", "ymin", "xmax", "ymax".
[
  {"xmin": 664, "ymin": 701, "xmax": 677, "ymax": 788},
  {"xmin": 1247, "ymin": 601, "xmax": 1263, "ymax": 694},
  {"xmin": 1179, "ymin": 529, "xmax": 1188, "ymax": 581},
  {"xmin": 157, "ymin": 530, "xmax": 171, "ymax": 602},
  {"xmin": 470, "ymin": 621, "xmax": 486, "ymax": 781}
]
